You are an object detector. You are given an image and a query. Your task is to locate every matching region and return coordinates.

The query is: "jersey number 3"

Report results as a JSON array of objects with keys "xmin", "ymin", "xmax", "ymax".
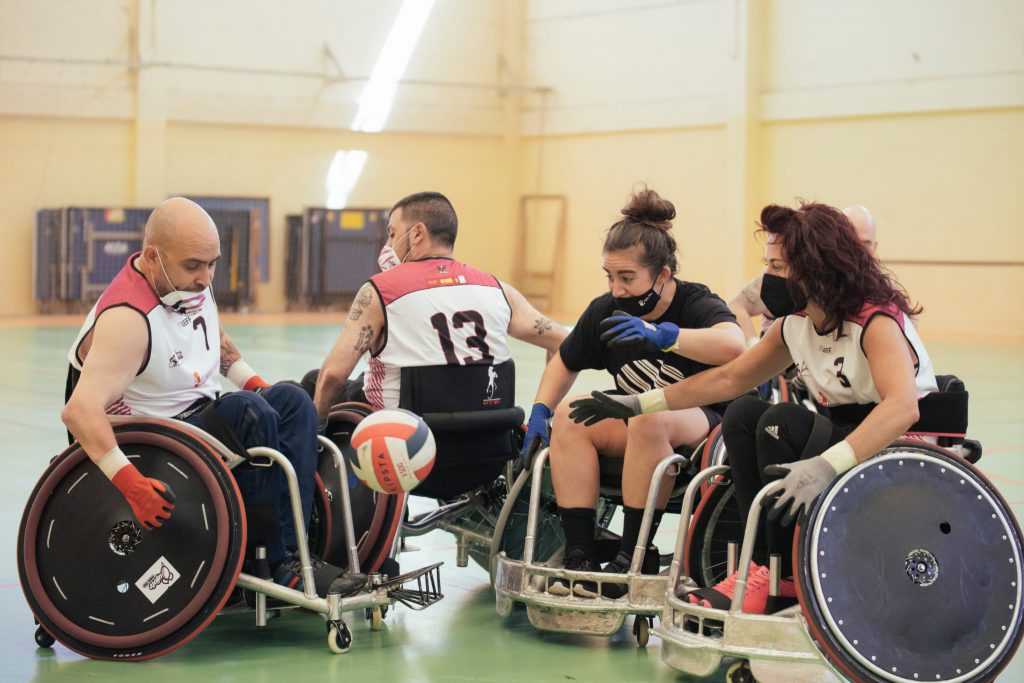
[{"xmin": 430, "ymin": 311, "xmax": 493, "ymax": 365}]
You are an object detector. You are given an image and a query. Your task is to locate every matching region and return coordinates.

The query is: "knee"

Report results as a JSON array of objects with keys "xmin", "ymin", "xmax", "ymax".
[
  {"xmin": 551, "ymin": 398, "xmax": 583, "ymax": 439},
  {"xmin": 625, "ymin": 412, "xmax": 670, "ymax": 439},
  {"xmin": 723, "ymin": 394, "xmax": 767, "ymax": 431},
  {"xmin": 267, "ymin": 382, "xmax": 316, "ymax": 415},
  {"xmin": 216, "ymin": 392, "xmax": 279, "ymax": 445}
]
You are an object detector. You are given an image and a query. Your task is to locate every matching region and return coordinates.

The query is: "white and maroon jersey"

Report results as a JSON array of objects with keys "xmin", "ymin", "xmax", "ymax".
[
  {"xmin": 364, "ymin": 257, "xmax": 512, "ymax": 409},
  {"xmin": 68, "ymin": 253, "xmax": 221, "ymax": 418},
  {"xmin": 781, "ymin": 302, "xmax": 937, "ymax": 408}
]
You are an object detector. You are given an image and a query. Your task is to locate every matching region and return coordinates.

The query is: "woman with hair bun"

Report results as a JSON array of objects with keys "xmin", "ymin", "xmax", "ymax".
[
  {"xmin": 568, "ymin": 200, "xmax": 937, "ymax": 613},
  {"xmin": 520, "ymin": 186, "xmax": 745, "ymax": 599}
]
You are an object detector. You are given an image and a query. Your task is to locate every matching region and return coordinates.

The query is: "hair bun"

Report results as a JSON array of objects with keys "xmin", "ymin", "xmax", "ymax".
[
  {"xmin": 622, "ymin": 186, "xmax": 675, "ymax": 231},
  {"xmin": 758, "ymin": 204, "xmax": 799, "ymax": 232}
]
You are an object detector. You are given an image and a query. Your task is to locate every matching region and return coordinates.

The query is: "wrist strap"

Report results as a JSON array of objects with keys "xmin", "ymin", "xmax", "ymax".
[
  {"xmin": 638, "ymin": 388, "xmax": 668, "ymax": 414},
  {"xmin": 821, "ymin": 440, "xmax": 858, "ymax": 474},
  {"xmin": 227, "ymin": 359, "xmax": 268, "ymax": 390},
  {"xmin": 97, "ymin": 446, "xmax": 131, "ymax": 480}
]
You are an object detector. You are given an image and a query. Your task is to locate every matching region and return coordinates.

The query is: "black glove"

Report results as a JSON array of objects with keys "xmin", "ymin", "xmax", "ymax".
[{"xmin": 568, "ymin": 391, "xmax": 642, "ymax": 426}]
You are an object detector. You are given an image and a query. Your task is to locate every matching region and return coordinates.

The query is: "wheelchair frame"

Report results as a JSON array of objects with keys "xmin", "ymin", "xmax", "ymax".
[
  {"xmin": 28, "ymin": 416, "xmax": 442, "ymax": 658},
  {"xmin": 657, "ymin": 440, "xmax": 1017, "ymax": 683},
  {"xmin": 492, "ymin": 447, "xmax": 690, "ymax": 645}
]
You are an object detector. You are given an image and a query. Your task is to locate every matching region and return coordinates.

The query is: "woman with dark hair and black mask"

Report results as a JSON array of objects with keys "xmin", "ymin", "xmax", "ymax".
[
  {"xmin": 568, "ymin": 200, "xmax": 937, "ymax": 613},
  {"xmin": 519, "ymin": 186, "xmax": 745, "ymax": 599}
]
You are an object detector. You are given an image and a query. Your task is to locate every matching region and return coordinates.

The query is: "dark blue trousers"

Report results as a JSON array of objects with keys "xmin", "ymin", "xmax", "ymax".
[{"xmin": 185, "ymin": 384, "xmax": 318, "ymax": 565}]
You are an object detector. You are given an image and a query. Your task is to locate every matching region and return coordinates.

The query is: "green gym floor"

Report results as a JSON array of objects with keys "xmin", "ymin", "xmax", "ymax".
[{"xmin": 2, "ymin": 320, "xmax": 1022, "ymax": 682}]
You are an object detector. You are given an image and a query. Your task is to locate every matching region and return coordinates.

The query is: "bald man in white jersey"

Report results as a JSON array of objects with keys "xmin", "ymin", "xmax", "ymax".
[
  {"xmin": 63, "ymin": 197, "xmax": 364, "ymax": 599},
  {"xmin": 729, "ymin": 205, "xmax": 878, "ymax": 346}
]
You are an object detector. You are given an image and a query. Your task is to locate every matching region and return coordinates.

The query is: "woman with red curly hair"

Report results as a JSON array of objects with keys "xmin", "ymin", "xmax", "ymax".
[{"xmin": 568, "ymin": 201, "xmax": 938, "ymax": 614}]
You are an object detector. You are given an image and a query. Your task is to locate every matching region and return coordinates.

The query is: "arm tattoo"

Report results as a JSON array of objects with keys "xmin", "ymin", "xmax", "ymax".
[
  {"xmin": 354, "ymin": 325, "xmax": 374, "ymax": 353},
  {"xmin": 348, "ymin": 287, "xmax": 373, "ymax": 322},
  {"xmin": 219, "ymin": 333, "xmax": 242, "ymax": 376},
  {"xmin": 533, "ymin": 317, "xmax": 553, "ymax": 335}
]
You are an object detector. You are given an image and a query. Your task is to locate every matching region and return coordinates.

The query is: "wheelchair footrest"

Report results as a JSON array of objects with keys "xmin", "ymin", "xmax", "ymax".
[{"xmin": 379, "ymin": 562, "xmax": 444, "ymax": 610}]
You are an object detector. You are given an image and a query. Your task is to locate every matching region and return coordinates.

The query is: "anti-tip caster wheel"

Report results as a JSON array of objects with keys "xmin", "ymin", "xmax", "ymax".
[
  {"xmin": 34, "ymin": 627, "xmax": 55, "ymax": 649},
  {"xmin": 632, "ymin": 616, "xmax": 650, "ymax": 647},
  {"xmin": 368, "ymin": 607, "xmax": 383, "ymax": 631},
  {"xmin": 726, "ymin": 660, "xmax": 755, "ymax": 683},
  {"xmin": 326, "ymin": 620, "xmax": 352, "ymax": 654}
]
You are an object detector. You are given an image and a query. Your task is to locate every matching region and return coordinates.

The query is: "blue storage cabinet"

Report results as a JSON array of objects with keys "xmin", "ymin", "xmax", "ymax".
[
  {"xmin": 305, "ymin": 207, "xmax": 388, "ymax": 306},
  {"xmin": 187, "ymin": 196, "xmax": 269, "ymax": 283},
  {"xmin": 66, "ymin": 207, "xmax": 148, "ymax": 304}
]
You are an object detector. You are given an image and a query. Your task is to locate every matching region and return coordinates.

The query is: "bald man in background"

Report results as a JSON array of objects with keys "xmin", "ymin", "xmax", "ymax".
[
  {"xmin": 728, "ymin": 205, "xmax": 878, "ymax": 345},
  {"xmin": 63, "ymin": 197, "xmax": 365, "ymax": 599}
]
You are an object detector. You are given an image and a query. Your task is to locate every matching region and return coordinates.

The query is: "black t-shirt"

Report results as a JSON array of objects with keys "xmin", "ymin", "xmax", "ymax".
[{"xmin": 560, "ymin": 279, "xmax": 737, "ymax": 413}]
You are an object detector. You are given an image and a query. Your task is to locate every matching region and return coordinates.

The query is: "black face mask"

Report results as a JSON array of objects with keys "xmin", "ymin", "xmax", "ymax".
[
  {"xmin": 614, "ymin": 280, "xmax": 663, "ymax": 317},
  {"xmin": 760, "ymin": 273, "xmax": 807, "ymax": 318}
]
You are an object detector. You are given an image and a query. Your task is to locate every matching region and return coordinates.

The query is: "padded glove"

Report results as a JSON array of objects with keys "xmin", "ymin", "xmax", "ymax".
[
  {"xmin": 764, "ymin": 441, "xmax": 857, "ymax": 526},
  {"xmin": 111, "ymin": 464, "xmax": 176, "ymax": 530},
  {"xmin": 519, "ymin": 403, "xmax": 553, "ymax": 470},
  {"xmin": 599, "ymin": 310, "xmax": 679, "ymax": 353}
]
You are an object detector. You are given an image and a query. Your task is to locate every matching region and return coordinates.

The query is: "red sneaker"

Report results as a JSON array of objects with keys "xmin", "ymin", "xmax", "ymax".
[{"xmin": 685, "ymin": 563, "xmax": 796, "ymax": 614}]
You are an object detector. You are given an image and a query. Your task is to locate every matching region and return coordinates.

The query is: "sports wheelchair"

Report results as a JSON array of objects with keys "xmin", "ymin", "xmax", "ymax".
[
  {"xmin": 658, "ymin": 380, "xmax": 1023, "ymax": 683},
  {"xmin": 489, "ymin": 375, "xmax": 798, "ymax": 646},
  {"xmin": 388, "ymin": 360, "xmax": 564, "ymax": 581},
  {"xmin": 19, "ymin": 399, "xmax": 442, "ymax": 660}
]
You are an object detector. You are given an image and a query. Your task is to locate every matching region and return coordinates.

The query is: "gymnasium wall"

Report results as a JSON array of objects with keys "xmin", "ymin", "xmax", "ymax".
[
  {"xmin": 1, "ymin": 0, "xmax": 1021, "ymax": 340},
  {"xmin": 522, "ymin": 0, "xmax": 1024, "ymax": 339},
  {"xmin": 0, "ymin": 0, "xmax": 525, "ymax": 316}
]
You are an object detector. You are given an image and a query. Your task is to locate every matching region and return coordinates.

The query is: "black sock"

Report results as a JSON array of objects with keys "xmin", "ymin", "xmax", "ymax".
[
  {"xmin": 559, "ymin": 507, "xmax": 597, "ymax": 559},
  {"xmin": 619, "ymin": 506, "xmax": 665, "ymax": 556}
]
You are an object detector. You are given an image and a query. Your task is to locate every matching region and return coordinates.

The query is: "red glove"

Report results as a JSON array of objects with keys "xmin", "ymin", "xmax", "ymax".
[
  {"xmin": 110, "ymin": 462, "xmax": 175, "ymax": 530},
  {"xmin": 243, "ymin": 375, "xmax": 270, "ymax": 392}
]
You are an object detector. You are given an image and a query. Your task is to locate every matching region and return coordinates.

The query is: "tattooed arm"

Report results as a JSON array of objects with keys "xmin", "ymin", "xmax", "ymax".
[
  {"xmin": 219, "ymin": 328, "xmax": 270, "ymax": 390},
  {"xmin": 728, "ymin": 273, "xmax": 769, "ymax": 345},
  {"xmin": 314, "ymin": 282, "xmax": 384, "ymax": 421},
  {"xmin": 499, "ymin": 280, "xmax": 567, "ymax": 360},
  {"xmin": 219, "ymin": 328, "xmax": 242, "ymax": 377}
]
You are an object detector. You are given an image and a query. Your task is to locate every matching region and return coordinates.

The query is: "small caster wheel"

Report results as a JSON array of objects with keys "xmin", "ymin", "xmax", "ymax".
[
  {"xmin": 35, "ymin": 627, "xmax": 55, "ymax": 649},
  {"xmin": 632, "ymin": 616, "xmax": 650, "ymax": 647},
  {"xmin": 726, "ymin": 660, "xmax": 755, "ymax": 683},
  {"xmin": 369, "ymin": 607, "xmax": 383, "ymax": 631},
  {"xmin": 326, "ymin": 621, "xmax": 352, "ymax": 654}
]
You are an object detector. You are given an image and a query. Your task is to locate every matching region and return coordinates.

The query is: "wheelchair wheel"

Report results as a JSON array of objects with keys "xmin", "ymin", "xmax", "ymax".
[
  {"xmin": 684, "ymin": 480, "xmax": 743, "ymax": 588},
  {"xmin": 697, "ymin": 424, "xmax": 727, "ymax": 496},
  {"xmin": 18, "ymin": 419, "xmax": 246, "ymax": 661},
  {"xmin": 795, "ymin": 442, "xmax": 1024, "ymax": 683},
  {"xmin": 309, "ymin": 402, "xmax": 404, "ymax": 573}
]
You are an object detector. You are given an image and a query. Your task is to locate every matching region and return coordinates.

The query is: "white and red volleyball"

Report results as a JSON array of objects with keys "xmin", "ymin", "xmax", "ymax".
[{"xmin": 349, "ymin": 408, "xmax": 436, "ymax": 494}]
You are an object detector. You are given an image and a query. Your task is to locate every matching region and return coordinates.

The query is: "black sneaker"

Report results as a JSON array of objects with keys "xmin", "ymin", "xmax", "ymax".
[
  {"xmin": 273, "ymin": 552, "xmax": 367, "ymax": 598},
  {"xmin": 548, "ymin": 548, "xmax": 600, "ymax": 598},
  {"xmin": 600, "ymin": 546, "xmax": 661, "ymax": 599}
]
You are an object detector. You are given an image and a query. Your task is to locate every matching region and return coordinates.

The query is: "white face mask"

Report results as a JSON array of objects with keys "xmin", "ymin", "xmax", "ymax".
[
  {"xmin": 156, "ymin": 249, "xmax": 207, "ymax": 315},
  {"xmin": 377, "ymin": 228, "xmax": 414, "ymax": 272}
]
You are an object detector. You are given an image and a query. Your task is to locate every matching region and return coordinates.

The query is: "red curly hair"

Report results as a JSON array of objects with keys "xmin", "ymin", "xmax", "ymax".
[{"xmin": 758, "ymin": 201, "xmax": 921, "ymax": 336}]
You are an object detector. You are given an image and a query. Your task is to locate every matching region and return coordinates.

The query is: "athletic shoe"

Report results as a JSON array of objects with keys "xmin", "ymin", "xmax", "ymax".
[
  {"xmin": 547, "ymin": 548, "xmax": 600, "ymax": 598},
  {"xmin": 684, "ymin": 562, "xmax": 796, "ymax": 614},
  {"xmin": 598, "ymin": 545, "xmax": 661, "ymax": 599},
  {"xmin": 273, "ymin": 551, "xmax": 367, "ymax": 598}
]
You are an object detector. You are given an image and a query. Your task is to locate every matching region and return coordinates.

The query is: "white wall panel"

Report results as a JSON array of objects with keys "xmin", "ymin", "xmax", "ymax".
[
  {"xmin": 523, "ymin": 0, "xmax": 731, "ymax": 134},
  {"xmin": 763, "ymin": 0, "xmax": 1024, "ymax": 119},
  {"xmin": 0, "ymin": 0, "xmax": 512, "ymax": 135}
]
